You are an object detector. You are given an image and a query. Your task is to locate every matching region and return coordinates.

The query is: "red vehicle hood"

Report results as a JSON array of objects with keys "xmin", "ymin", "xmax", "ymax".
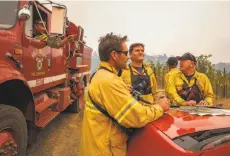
[{"xmin": 151, "ymin": 109, "xmax": 230, "ymax": 139}]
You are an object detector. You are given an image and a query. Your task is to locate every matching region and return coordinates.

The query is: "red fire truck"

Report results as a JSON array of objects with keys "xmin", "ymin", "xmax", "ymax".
[{"xmin": 0, "ymin": 1, "xmax": 92, "ymax": 155}]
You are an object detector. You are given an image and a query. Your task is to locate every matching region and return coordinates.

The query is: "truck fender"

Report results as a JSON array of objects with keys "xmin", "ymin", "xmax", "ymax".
[{"xmin": 0, "ymin": 60, "xmax": 35, "ymax": 122}]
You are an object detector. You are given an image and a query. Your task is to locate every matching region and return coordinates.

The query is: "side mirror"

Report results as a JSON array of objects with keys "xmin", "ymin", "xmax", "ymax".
[
  {"xmin": 50, "ymin": 5, "xmax": 67, "ymax": 35},
  {"xmin": 18, "ymin": 6, "xmax": 31, "ymax": 21}
]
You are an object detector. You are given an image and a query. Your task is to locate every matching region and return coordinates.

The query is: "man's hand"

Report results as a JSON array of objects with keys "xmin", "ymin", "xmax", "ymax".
[
  {"xmin": 158, "ymin": 99, "xmax": 170, "ymax": 112},
  {"xmin": 67, "ymin": 35, "xmax": 76, "ymax": 43},
  {"xmin": 197, "ymin": 100, "xmax": 209, "ymax": 106},
  {"xmin": 183, "ymin": 100, "xmax": 196, "ymax": 106},
  {"xmin": 126, "ymin": 84, "xmax": 133, "ymax": 93},
  {"xmin": 155, "ymin": 94, "xmax": 170, "ymax": 112}
]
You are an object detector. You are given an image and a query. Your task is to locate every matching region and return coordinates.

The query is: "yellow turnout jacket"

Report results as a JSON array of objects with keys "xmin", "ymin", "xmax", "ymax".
[
  {"xmin": 121, "ymin": 63, "xmax": 157, "ymax": 104},
  {"xmin": 80, "ymin": 61, "xmax": 164, "ymax": 156},
  {"xmin": 164, "ymin": 68, "xmax": 180, "ymax": 102},
  {"xmin": 166, "ymin": 71, "xmax": 215, "ymax": 106}
]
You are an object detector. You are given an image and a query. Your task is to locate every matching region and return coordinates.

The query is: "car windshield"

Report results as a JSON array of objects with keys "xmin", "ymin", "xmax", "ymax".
[{"xmin": 0, "ymin": 1, "xmax": 19, "ymax": 29}]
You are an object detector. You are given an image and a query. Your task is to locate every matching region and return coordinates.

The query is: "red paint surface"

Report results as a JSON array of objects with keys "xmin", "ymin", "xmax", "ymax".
[
  {"xmin": 127, "ymin": 109, "xmax": 230, "ymax": 156},
  {"xmin": 127, "ymin": 125, "xmax": 201, "ymax": 156},
  {"xmin": 153, "ymin": 109, "xmax": 230, "ymax": 139},
  {"xmin": 0, "ymin": 132, "xmax": 14, "ymax": 148},
  {"xmin": 0, "ymin": 1, "xmax": 92, "ymax": 130},
  {"xmin": 0, "ymin": 1, "xmax": 92, "ymax": 92},
  {"xmin": 200, "ymin": 144, "xmax": 230, "ymax": 156}
]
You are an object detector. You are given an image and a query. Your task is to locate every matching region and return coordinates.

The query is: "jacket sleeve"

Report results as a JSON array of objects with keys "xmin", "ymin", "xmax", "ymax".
[
  {"xmin": 202, "ymin": 74, "xmax": 215, "ymax": 105},
  {"xmin": 121, "ymin": 69, "xmax": 132, "ymax": 85},
  {"xmin": 164, "ymin": 73, "xmax": 174, "ymax": 102},
  {"xmin": 151, "ymin": 74, "xmax": 157, "ymax": 93},
  {"xmin": 102, "ymin": 78, "xmax": 164, "ymax": 128},
  {"xmin": 164, "ymin": 73, "xmax": 169, "ymax": 93},
  {"xmin": 167, "ymin": 75, "xmax": 185, "ymax": 106},
  {"xmin": 148, "ymin": 67, "xmax": 157, "ymax": 96}
]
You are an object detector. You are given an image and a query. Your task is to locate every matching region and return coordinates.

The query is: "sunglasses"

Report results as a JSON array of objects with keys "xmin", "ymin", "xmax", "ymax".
[{"xmin": 115, "ymin": 50, "xmax": 129, "ymax": 56}]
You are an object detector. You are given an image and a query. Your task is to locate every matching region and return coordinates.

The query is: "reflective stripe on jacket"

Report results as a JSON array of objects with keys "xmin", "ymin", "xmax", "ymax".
[{"xmin": 80, "ymin": 61, "xmax": 164, "ymax": 156}]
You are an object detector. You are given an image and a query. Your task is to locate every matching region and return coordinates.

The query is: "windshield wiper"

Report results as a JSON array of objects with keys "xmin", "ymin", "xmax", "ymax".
[{"xmin": 195, "ymin": 128, "xmax": 230, "ymax": 141}]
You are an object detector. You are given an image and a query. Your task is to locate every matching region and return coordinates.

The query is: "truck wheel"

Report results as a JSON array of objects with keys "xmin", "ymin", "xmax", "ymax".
[
  {"xmin": 68, "ymin": 98, "xmax": 80, "ymax": 113},
  {"xmin": 0, "ymin": 104, "xmax": 27, "ymax": 156}
]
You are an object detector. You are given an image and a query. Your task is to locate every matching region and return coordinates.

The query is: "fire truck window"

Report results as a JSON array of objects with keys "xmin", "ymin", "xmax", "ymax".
[
  {"xmin": 32, "ymin": 5, "xmax": 48, "ymax": 38},
  {"xmin": 25, "ymin": 4, "xmax": 48, "ymax": 38},
  {"xmin": 0, "ymin": 1, "xmax": 19, "ymax": 29}
]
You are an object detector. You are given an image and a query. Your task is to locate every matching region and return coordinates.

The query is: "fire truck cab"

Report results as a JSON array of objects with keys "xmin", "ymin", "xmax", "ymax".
[{"xmin": 0, "ymin": 1, "xmax": 92, "ymax": 155}]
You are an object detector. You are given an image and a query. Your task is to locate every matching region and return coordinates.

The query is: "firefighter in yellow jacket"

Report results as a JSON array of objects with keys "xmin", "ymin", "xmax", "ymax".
[
  {"xmin": 29, "ymin": 19, "xmax": 75, "ymax": 49},
  {"xmin": 164, "ymin": 57, "xmax": 180, "ymax": 102},
  {"xmin": 121, "ymin": 43, "xmax": 157, "ymax": 105},
  {"xmin": 80, "ymin": 33, "xmax": 170, "ymax": 156},
  {"xmin": 167, "ymin": 52, "xmax": 214, "ymax": 106},
  {"xmin": 33, "ymin": 19, "xmax": 48, "ymax": 41}
]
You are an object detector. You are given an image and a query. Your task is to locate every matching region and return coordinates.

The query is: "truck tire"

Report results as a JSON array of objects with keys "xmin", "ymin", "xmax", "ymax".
[
  {"xmin": 68, "ymin": 98, "xmax": 80, "ymax": 113},
  {"xmin": 0, "ymin": 104, "xmax": 27, "ymax": 156}
]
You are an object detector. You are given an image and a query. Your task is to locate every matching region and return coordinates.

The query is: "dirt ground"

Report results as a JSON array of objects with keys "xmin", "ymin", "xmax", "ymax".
[
  {"xmin": 215, "ymin": 98, "xmax": 230, "ymax": 109},
  {"xmin": 27, "ymin": 99, "xmax": 230, "ymax": 156},
  {"xmin": 27, "ymin": 112, "xmax": 83, "ymax": 156}
]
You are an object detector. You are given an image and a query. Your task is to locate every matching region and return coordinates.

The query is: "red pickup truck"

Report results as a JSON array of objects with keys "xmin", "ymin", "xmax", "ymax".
[{"xmin": 127, "ymin": 106, "xmax": 230, "ymax": 156}]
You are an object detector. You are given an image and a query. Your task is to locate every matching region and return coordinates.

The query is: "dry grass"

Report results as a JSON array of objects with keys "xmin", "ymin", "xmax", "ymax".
[{"xmin": 215, "ymin": 99, "xmax": 230, "ymax": 109}]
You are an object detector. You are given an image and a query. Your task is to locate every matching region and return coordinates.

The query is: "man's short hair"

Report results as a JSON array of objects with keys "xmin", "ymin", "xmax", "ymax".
[
  {"xmin": 98, "ymin": 32, "xmax": 128, "ymax": 61},
  {"xmin": 166, "ymin": 57, "xmax": 178, "ymax": 66},
  {"xmin": 178, "ymin": 52, "xmax": 197, "ymax": 64},
  {"xmin": 129, "ymin": 43, "xmax": 145, "ymax": 54}
]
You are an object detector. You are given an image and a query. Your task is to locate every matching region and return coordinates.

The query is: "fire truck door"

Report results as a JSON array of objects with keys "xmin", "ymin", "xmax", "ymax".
[{"xmin": 22, "ymin": 5, "xmax": 52, "ymax": 80}]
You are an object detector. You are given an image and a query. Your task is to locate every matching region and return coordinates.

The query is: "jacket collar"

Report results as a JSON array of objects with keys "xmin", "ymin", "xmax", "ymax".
[
  {"xmin": 98, "ymin": 61, "xmax": 119, "ymax": 75},
  {"xmin": 170, "ymin": 68, "xmax": 180, "ymax": 72},
  {"xmin": 180, "ymin": 70, "xmax": 199, "ymax": 83},
  {"xmin": 129, "ymin": 63, "xmax": 145, "ymax": 75}
]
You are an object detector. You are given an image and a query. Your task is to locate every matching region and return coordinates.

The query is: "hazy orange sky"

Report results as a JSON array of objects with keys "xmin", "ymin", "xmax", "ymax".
[{"xmin": 54, "ymin": 0, "xmax": 230, "ymax": 63}]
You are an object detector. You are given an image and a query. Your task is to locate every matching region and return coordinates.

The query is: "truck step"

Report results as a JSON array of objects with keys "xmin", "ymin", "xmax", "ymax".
[
  {"xmin": 35, "ymin": 98, "xmax": 57, "ymax": 114},
  {"xmin": 36, "ymin": 110, "xmax": 60, "ymax": 128}
]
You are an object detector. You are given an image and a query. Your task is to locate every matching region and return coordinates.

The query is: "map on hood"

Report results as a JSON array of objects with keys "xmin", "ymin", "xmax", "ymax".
[{"xmin": 171, "ymin": 106, "xmax": 230, "ymax": 116}]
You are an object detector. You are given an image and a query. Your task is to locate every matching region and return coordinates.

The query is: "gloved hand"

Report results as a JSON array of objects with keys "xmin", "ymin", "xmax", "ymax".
[
  {"xmin": 67, "ymin": 35, "xmax": 76, "ymax": 43},
  {"xmin": 126, "ymin": 84, "xmax": 133, "ymax": 93}
]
